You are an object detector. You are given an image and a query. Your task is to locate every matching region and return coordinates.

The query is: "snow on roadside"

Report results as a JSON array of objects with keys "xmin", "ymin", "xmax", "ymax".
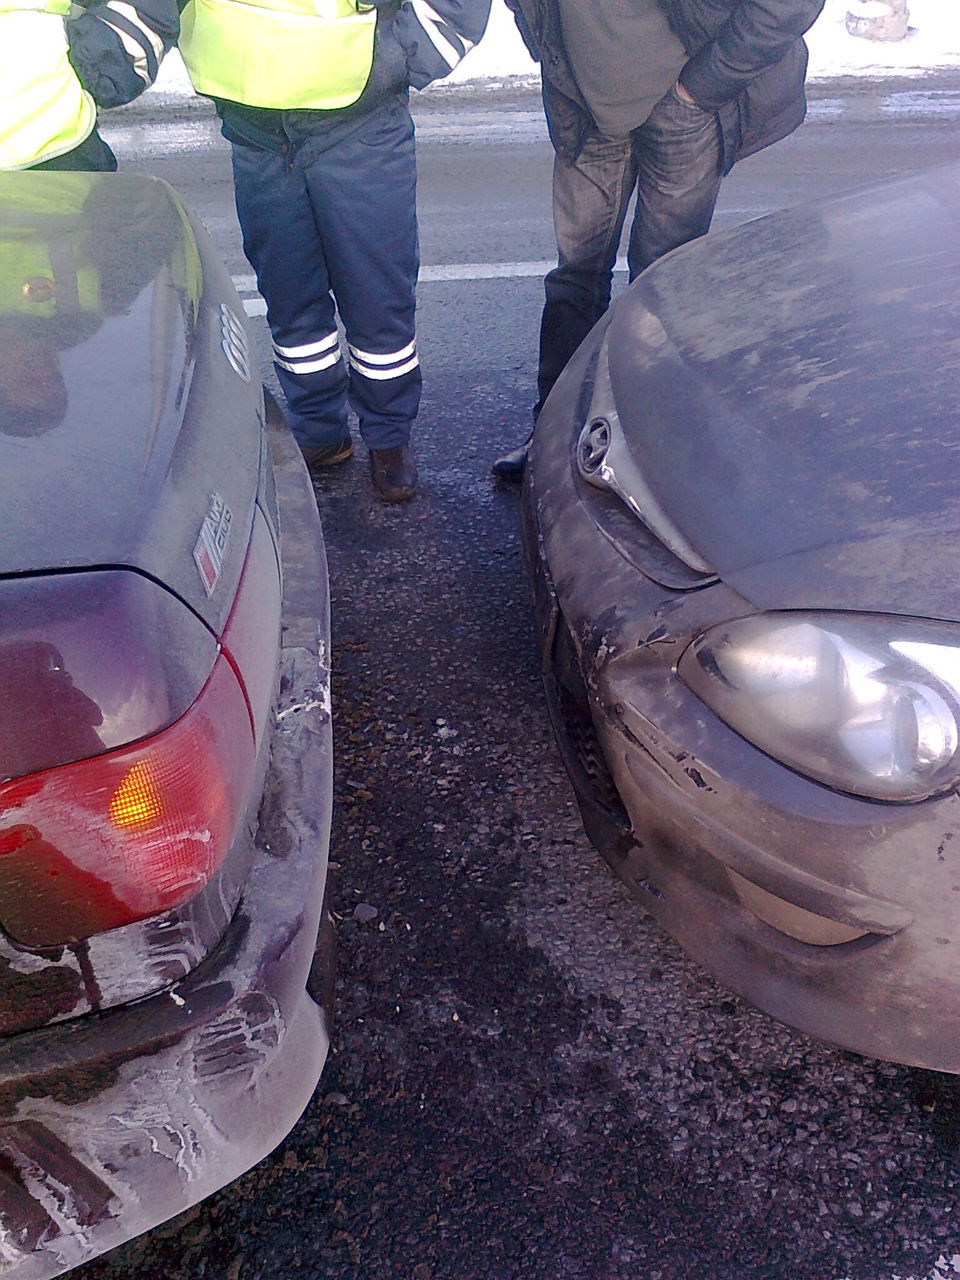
[{"xmin": 807, "ymin": 0, "xmax": 960, "ymax": 75}]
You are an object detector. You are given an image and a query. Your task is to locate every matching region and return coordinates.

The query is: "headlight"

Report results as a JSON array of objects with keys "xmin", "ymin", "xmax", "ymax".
[{"xmin": 678, "ymin": 613, "xmax": 960, "ymax": 801}]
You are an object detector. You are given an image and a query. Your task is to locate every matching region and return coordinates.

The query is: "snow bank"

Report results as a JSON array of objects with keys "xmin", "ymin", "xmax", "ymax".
[{"xmin": 807, "ymin": 0, "xmax": 960, "ymax": 75}]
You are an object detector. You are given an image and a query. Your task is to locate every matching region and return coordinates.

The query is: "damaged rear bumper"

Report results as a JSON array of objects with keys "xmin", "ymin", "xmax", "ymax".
[{"xmin": 0, "ymin": 423, "xmax": 335, "ymax": 1278}]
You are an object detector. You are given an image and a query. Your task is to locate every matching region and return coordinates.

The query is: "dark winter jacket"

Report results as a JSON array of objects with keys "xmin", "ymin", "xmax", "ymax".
[
  {"xmin": 68, "ymin": 0, "xmax": 180, "ymax": 109},
  {"xmin": 506, "ymin": 0, "xmax": 825, "ymax": 170}
]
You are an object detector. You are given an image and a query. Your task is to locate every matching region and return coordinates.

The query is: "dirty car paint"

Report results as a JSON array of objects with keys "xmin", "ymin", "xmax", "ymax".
[{"xmin": 522, "ymin": 163, "xmax": 960, "ymax": 1072}]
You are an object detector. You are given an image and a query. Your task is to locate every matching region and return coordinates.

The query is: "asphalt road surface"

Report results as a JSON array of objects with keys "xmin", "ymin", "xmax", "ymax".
[{"xmin": 76, "ymin": 72, "xmax": 960, "ymax": 1280}]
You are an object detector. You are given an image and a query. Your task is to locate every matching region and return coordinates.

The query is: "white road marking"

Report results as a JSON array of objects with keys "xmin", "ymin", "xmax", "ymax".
[
  {"xmin": 882, "ymin": 89, "xmax": 960, "ymax": 117},
  {"xmin": 420, "ymin": 260, "xmax": 556, "ymax": 280},
  {"xmin": 235, "ymin": 259, "xmax": 631, "ymax": 315}
]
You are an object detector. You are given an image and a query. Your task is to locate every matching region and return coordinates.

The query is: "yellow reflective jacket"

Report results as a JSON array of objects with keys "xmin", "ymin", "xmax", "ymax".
[
  {"xmin": 179, "ymin": 0, "xmax": 378, "ymax": 111},
  {"xmin": 0, "ymin": 3, "xmax": 97, "ymax": 170}
]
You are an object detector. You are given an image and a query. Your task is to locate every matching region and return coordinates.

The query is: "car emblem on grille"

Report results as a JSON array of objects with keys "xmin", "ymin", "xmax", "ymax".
[
  {"xmin": 220, "ymin": 304, "xmax": 252, "ymax": 383},
  {"xmin": 193, "ymin": 493, "xmax": 232, "ymax": 596},
  {"xmin": 577, "ymin": 417, "xmax": 612, "ymax": 479}
]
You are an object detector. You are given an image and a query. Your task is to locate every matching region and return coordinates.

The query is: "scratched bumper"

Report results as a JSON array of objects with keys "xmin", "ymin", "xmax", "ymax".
[
  {"xmin": 521, "ymin": 324, "xmax": 960, "ymax": 1074},
  {"xmin": 0, "ymin": 422, "xmax": 335, "ymax": 1278}
]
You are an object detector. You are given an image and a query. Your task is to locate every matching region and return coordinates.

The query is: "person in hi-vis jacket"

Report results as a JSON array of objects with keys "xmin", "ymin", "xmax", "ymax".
[
  {"xmin": 0, "ymin": 0, "xmax": 179, "ymax": 171},
  {"xmin": 178, "ymin": 0, "xmax": 491, "ymax": 503}
]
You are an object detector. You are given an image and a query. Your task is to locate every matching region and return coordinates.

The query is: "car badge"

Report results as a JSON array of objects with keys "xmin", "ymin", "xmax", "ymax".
[
  {"xmin": 193, "ymin": 493, "xmax": 232, "ymax": 596},
  {"xmin": 577, "ymin": 417, "xmax": 612, "ymax": 481},
  {"xmin": 220, "ymin": 303, "xmax": 252, "ymax": 383}
]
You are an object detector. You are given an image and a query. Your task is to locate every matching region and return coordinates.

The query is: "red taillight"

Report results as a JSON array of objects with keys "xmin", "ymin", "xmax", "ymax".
[{"xmin": 0, "ymin": 656, "xmax": 254, "ymax": 948}]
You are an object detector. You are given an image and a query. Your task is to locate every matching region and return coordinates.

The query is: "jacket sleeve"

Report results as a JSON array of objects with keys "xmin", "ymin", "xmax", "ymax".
[
  {"xmin": 503, "ymin": 0, "xmax": 539, "ymax": 61},
  {"xmin": 678, "ymin": 0, "xmax": 825, "ymax": 111},
  {"xmin": 66, "ymin": 0, "xmax": 179, "ymax": 109},
  {"xmin": 393, "ymin": 0, "xmax": 492, "ymax": 90}
]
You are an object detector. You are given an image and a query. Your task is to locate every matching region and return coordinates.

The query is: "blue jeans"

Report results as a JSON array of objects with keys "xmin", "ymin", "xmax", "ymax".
[{"xmin": 538, "ymin": 85, "xmax": 723, "ymax": 411}]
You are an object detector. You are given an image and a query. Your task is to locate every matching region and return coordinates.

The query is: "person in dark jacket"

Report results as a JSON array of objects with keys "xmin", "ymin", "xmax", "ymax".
[{"xmin": 492, "ymin": 0, "xmax": 825, "ymax": 479}]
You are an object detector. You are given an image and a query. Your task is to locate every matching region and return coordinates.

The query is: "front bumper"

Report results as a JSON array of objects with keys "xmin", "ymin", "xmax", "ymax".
[
  {"xmin": 523, "ymin": 323, "xmax": 960, "ymax": 1073},
  {"xmin": 0, "ymin": 423, "xmax": 335, "ymax": 1278}
]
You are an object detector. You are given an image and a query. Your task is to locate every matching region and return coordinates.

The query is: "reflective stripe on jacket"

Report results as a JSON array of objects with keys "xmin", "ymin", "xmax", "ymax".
[
  {"xmin": 0, "ymin": 5, "xmax": 97, "ymax": 170},
  {"xmin": 178, "ymin": 0, "xmax": 378, "ymax": 111}
]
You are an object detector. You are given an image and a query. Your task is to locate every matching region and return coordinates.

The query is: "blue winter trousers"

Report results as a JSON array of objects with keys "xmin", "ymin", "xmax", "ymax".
[{"xmin": 231, "ymin": 95, "xmax": 421, "ymax": 452}]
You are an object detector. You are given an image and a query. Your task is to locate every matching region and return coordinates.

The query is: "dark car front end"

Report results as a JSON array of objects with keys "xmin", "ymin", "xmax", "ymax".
[{"xmin": 523, "ymin": 164, "xmax": 960, "ymax": 1073}]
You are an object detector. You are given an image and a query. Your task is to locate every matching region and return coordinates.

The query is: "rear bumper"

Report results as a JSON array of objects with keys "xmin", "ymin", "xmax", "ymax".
[
  {"xmin": 522, "ymin": 326, "xmax": 960, "ymax": 1074},
  {"xmin": 0, "ymin": 422, "xmax": 335, "ymax": 1278}
]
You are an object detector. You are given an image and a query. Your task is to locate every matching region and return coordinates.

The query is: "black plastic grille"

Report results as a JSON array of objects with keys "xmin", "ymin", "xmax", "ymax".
[{"xmin": 549, "ymin": 618, "xmax": 631, "ymax": 830}]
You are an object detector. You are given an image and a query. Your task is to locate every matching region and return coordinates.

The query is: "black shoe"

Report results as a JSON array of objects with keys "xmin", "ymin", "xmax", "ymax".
[
  {"xmin": 370, "ymin": 444, "xmax": 418, "ymax": 503},
  {"xmin": 491, "ymin": 436, "xmax": 531, "ymax": 481},
  {"xmin": 302, "ymin": 436, "xmax": 354, "ymax": 469}
]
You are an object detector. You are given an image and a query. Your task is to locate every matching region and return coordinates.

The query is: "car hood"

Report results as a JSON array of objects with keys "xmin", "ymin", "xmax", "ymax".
[{"xmin": 607, "ymin": 164, "xmax": 960, "ymax": 622}]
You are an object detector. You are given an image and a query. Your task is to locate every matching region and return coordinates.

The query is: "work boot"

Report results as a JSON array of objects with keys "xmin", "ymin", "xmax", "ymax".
[
  {"xmin": 491, "ymin": 435, "xmax": 531, "ymax": 481},
  {"xmin": 370, "ymin": 444, "xmax": 418, "ymax": 503},
  {"xmin": 302, "ymin": 436, "xmax": 354, "ymax": 469}
]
